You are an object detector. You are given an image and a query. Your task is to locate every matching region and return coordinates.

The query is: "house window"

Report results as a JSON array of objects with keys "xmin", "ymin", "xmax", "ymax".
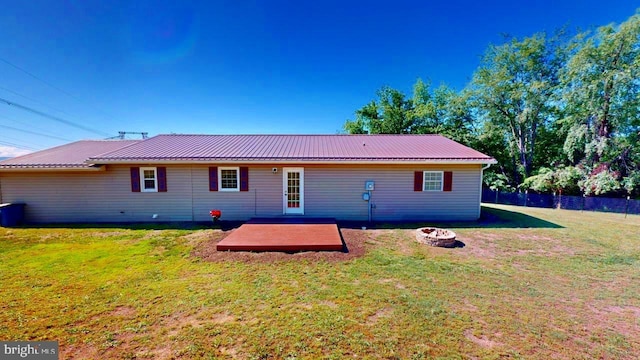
[
  {"xmin": 219, "ymin": 167, "xmax": 239, "ymax": 191},
  {"xmin": 140, "ymin": 167, "xmax": 158, "ymax": 192},
  {"xmin": 423, "ymin": 171, "xmax": 443, "ymax": 191}
]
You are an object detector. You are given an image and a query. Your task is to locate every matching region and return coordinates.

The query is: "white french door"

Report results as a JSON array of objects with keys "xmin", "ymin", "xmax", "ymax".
[{"xmin": 283, "ymin": 168, "xmax": 304, "ymax": 214}]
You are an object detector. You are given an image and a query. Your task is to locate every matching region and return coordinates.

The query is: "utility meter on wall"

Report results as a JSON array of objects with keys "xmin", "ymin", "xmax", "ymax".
[{"xmin": 365, "ymin": 181, "xmax": 375, "ymax": 191}]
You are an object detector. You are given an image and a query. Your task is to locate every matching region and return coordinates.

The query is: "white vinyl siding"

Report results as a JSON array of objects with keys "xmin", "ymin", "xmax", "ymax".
[
  {"xmin": 141, "ymin": 167, "xmax": 157, "ymax": 192},
  {"xmin": 0, "ymin": 164, "xmax": 482, "ymax": 223},
  {"xmin": 0, "ymin": 166, "xmax": 193, "ymax": 222},
  {"xmin": 303, "ymin": 165, "xmax": 480, "ymax": 221},
  {"xmin": 423, "ymin": 171, "xmax": 443, "ymax": 191}
]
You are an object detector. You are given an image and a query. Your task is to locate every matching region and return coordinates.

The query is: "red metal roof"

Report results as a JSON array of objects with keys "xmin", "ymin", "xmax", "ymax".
[
  {"xmin": 88, "ymin": 134, "xmax": 495, "ymax": 163},
  {"xmin": 0, "ymin": 140, "xmax": 139, "ymax": 169}
]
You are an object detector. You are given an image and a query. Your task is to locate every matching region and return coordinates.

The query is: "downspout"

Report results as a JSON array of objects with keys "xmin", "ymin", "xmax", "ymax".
[
  {"xmin": 478, "ymin": 164, "xmax": 491, "ymax": 219},
  {"xmin": 367, "ymin": 190, "xmax": 372, "ymax": 223}
]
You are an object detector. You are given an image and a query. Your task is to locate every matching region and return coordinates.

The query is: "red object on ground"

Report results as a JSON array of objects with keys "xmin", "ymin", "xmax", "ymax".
[{"xmin": 216, "ymin": 219, "xmax": 343, "ymax": 252}]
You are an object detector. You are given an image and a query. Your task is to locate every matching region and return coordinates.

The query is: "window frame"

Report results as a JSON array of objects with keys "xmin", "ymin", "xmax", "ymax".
[
  {"xmin": 218, "ymin": 167, "xmax": 240, "ymax": 192},
  {"xmin": 422, "ymin": 170, "xmax": 444, "ymax": 192},
  {"xmin": 140, "ymin": 167, "xmax": 158, "ymax": 193}
]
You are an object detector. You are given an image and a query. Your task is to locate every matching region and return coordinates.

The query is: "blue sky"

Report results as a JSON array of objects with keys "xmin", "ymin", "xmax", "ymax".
[{"xmin": 0, "ymin": 1, "xmax": 637, "ymax": 156}]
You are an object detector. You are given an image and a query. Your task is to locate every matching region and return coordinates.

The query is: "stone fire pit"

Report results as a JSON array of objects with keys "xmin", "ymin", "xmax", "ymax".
[{"xmin": 415, "ymin": 227, "xmax": 457, "ymax": 247}]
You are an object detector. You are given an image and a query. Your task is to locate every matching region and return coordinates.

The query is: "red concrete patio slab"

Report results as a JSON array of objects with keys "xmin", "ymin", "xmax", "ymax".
[{"xmin": 216, "ymin": 218, "xmax": 344, "ymax": 252}]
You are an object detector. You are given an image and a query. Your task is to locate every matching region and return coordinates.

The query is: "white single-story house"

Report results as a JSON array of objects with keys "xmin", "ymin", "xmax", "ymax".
[{"xmin": 0, "ymin": 134, "xmax": 496, "ymax": 223}]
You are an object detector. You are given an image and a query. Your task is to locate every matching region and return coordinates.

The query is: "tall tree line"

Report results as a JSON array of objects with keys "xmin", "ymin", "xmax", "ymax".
[{"xmin": 344, "ymin": 11, "xmax": 640, "ymax": 198}]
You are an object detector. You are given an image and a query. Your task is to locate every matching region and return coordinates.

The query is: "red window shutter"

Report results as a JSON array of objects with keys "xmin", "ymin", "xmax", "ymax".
[
  {"xmin": 157, "ymin": 167, "xmax": 167, "ymax": 192},
  {"xmin": 209, "ymin": 167, "xmax": 218, "ymax": 191},
  {"xmin": 130, "ymin": 167, "xmax": 141, "ymax": 192},
  {"xmin": 239, "ymin": 167, "xmax": 249, "ymax": 191},
  {"xmin": 414, "ymin": 171, "xmax": 423, "ymax": 192},
  {"xmin": 443, "ymin": 171, "xmax": 453, "ymax": 192}
]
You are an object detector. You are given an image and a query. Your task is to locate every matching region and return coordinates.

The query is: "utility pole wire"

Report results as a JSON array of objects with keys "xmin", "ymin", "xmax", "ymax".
[
  {"xmin": 0, "ymin": 97, "xmax": 111, "ymax": 137},
  {"xmin": 0, "ymin": 57, "xmax": 118, "ymax": 121},
  {"xmin": 0, "ymin": 113, "xmax": 69, "ymax": 139},
  {"xmin": 0, "ymin": 85, "xmax": 73, "ymax": 116},
  {"xmin": 0, "ymin": 124, "xmax": 73, "ymax": 142},
  {"xmin": 0, "ymin": 133, "xmax": 46, "ymax": 149},
  {"xmin": 0, "ymin": 139, "xmax": 39, "ymax": 151}
]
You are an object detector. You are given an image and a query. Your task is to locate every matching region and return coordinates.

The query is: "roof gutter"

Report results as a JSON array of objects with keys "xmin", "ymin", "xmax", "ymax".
[
  {"xmin": 0, "ymin": 165, "xmax": 105, "ymax": 172},
  {"xmin": 86, "ymin": 159, "xmax": 498, "ymax": 165}
]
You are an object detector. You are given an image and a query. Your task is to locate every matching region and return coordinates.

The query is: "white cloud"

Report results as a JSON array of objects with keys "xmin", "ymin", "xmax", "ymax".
[{"xmin": 0, "ymin": 145, "xmax": 32, "ymax": 158}]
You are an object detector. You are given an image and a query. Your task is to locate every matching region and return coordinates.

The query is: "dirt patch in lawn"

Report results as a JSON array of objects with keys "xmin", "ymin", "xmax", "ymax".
[
  {"xmin": 60, "ymin": 343, "xmax": 102, "ymax": 360},
  {"xmin": 193, "ymin": 228, "xmax": 371, "ymax": 263},
  {"xmin": 464, "ymin": 329, "xmax": 503, "ymax": 348},
  {"xmin": 367, "ymin": 307, "xmax": 393, "ymax": 325},
  {"xmin": 110, "ymin": 305, "xmax": 136, "ymax": 318},
  {"xmin": 587, "ymin": 304, "xmax": 640, "ymax": 338},
  {"xmin": 461, "ymin": 232, "xmax": 574, "ymax": 259},
  {"xmin": 181, "ymin": 229, "xmax": 225, "ymax": 247},
  {"xmin": 460, "ymin": 234, "xmax": 500, "ymax": 259},
  {"xmin": 86, "ymin": 231, "xmax": 130, "ymax": 238}
]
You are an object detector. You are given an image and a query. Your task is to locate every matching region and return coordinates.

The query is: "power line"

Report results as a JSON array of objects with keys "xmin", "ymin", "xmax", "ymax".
[
  {"xmin": 0, "ymin": 56, "xmax": 117, "ymax": 121},
  {"xmin": 0, "ymin": 113, "xmax": 69, "ymax": 139},
  {"xmin": 0, "ymin": 85, "xmax": 73, "ymax": 116},
  {"xmin": 0, "ymin": 97, "xmax": 111, "ymax": 137},
  {"xmin": 0, "ymin": 134, "xmax": 45, "ymax": 149},
  {"xmin": 0, "ymin": 124, "xmax": 73, "ymax": 142},
  {"xmin": 0, "ymin": 139, "xmax": 39, "ymax": 151}
]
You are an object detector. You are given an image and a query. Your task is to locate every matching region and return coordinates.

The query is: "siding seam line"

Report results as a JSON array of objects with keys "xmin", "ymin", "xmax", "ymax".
[{"xmin": 190, "ymin": 166, "xmax": 195, "ymax": 222}]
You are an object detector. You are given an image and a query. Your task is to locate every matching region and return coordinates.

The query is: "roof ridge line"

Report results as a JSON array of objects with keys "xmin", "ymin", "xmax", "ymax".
[
  {"xmin": 155, "ymin": 134, "xmax": 442, "ymax": 136},
  {"xmin": 0, "ymin": 140, "xmax": 89, "ymax": 163},
  {"xmin": 87, "ymin": 136, "xmax": 154, "ymax": 160}
]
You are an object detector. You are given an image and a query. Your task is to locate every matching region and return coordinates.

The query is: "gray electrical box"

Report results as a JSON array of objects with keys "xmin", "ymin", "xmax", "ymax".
[{"xmin": 365, "ymin": 181, "xmax": 375, "ymax": 191}]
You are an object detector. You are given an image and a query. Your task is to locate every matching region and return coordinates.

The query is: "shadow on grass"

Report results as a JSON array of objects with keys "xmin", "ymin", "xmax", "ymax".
[
  {"xmin": 339, "ymin": 205, "xmax": 563, "ymax": 230},
  {"xmin": 16, "ymin": 221, "xmax": 244, "ymax": 232},
  {"xmin": 435, "ymin": 240, "xmax": 466, "ymax": 248},
  {"xmin": 12, "ymin": 206, "xmax": 561, "ymax": 231}
]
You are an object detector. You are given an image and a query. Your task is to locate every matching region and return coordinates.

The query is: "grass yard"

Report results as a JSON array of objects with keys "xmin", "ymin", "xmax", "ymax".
[{"xmin": 1, "ymin": 205, "xmax": 639, "ymax": 359}]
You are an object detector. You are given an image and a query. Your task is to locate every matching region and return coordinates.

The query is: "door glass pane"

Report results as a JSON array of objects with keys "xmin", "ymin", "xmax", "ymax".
[{"xmin": 287, "ymin": 172, "xmax": 300, "ymax": 208}]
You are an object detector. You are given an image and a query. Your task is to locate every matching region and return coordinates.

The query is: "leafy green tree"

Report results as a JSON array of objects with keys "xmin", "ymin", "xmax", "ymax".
[
  {"xmin": 473, "ymin": 121, "xmax": 514, "ymax": 188},
  {"xmin": 343, "ymin": 87, "xmax": 414, "ymax": 134},
  {"xmin": 554, "ymin": 166, "xmax": 586, "ymax": 195},
  {"xmin": 560, "ymin": 13, "xmax": 640, "ymax": 165},
  {"xmin": 580, "ymin": 169, "xmax": 621, "ymax": 196},
  {"xmin": 470, "ymin": 32, "xmax": 566, "ymax": 185},
  {"xmin": 622, "ymin": 170, "xmax": 640, "ymax": 197},
  {"xmin": 559, "ymin": 12, "xmax": 640, "ymax": 196},
  {"xmin": 344, "ymin": 79, "xmax": 477, "ymax": 143},
  {"xmin": 521, "ymin": 166, "xmax": 584, "ymax": 195},
  {"xmin": 483, "ymin": 172, "xmax": 515, "ymax": 192},
  {"xmin": 344, "ymin": 10, "xmax": 640, "ymax": 197}
]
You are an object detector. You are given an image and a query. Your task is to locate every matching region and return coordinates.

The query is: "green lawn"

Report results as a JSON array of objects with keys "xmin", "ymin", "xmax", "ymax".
[{"xmin": 1, "ymin": 205, "xmax": 639, "ymax": 359}]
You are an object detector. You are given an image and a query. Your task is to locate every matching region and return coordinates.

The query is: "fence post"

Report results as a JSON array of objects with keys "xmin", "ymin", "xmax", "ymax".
[
  {"xmin": 495, "ymin": 190, "xmax": 499, "ymax": 204},
  {"xmin": 558, "ymin": 191, "xmax": 562, "ymax": 210},
  {"xmin": 524, "ymin": 190, "xmax": 528, "ymax": 207},
  {"xmin": 581, "ymin": 194, "xmax": 585, "ymax": 212},
  {"xmin": 625, "ymin": 196, "xmax": 630, "ymax": 218}
]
